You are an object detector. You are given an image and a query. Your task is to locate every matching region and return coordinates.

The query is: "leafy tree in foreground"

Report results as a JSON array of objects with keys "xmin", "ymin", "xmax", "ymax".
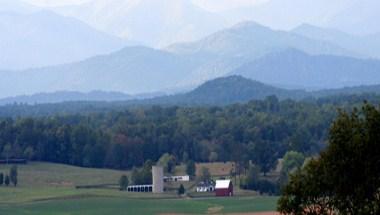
[
  {"xmin": 119, "ymin": 175, "xmax": 129, "ymax": 191},
  {"xmin": 281, "ymin": 151, "xmax": 305, "ymax": 174},
  {"xmin": 279, "ymin": 151, "xmax": 305, "ymax": 186},
  {"xmin": 278, "ymin": 103, "xmax": 380, "ymax": 215}
]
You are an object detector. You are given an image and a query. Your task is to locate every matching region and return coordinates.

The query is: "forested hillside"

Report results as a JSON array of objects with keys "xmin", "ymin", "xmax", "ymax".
[{"xmin": 1, "ymin": 95, "xmax": 378, "ymax": 170}]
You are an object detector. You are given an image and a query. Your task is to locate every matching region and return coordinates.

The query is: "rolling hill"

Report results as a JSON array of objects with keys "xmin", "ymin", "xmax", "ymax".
[
  {"xmin": 154, "ymin": 76, "xmax": 307, "ymax": 105},
  {"xmin": 149, "ymin": 75, "xmax": 380, "ymax": 105}
]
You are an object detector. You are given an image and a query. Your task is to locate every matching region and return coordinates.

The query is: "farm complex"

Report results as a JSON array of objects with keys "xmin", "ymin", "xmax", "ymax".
[
  {"xmin": 126, "ymin": 165, "xmax": 234, "ymax": 197},
  {"xmin": 0, "ymin": 162, "xmax": 278, "ymax": 215}
]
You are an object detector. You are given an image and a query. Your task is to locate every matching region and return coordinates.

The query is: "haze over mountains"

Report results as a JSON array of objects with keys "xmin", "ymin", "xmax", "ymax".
[
  {"xmin": 232, "ymin": 49, "xmax": 380, "ymax": 89},
  {"xmin": 19, "ymin": 0, "xmax": 380, "ymax": 48},
  {"xmin": 1, "ymin": 0, "xmax": 380, "ymax": 102},
  {"xmin": 292, "ymin": 24, "xmax": 380, "ymax": 59},
  {"xmin": 0, "ymin": 10, "xmax": 130, "ymax": 70},
  {"xmin": 0, "ymin": 0, "xmax": 132, "ymax": 70},
  {"xmin": 1, "ymin": 21, "xmax": 371, "ymax": 98},
  {"xmin": 54, "ymin": 0, "xmax": 225, "ymax": 47},
  {"xmin": 49, "ymin": 0, "xmax": 380, "ymax": 45}
]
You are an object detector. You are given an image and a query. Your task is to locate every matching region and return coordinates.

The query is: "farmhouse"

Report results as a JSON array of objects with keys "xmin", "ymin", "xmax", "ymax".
[
  {"xmin": 164, "ymin": 175, "xmax": 190, "ymax": 182},
  {"xmin": 215, "ymin": 179, "xmax": 233, "ymax": 197}
]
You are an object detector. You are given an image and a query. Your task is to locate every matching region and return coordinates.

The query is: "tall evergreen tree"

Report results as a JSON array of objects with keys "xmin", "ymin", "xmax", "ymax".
[
  {"xmin": 10, "ymin": 165, "xmax": 18, "ymax": 187},
  {"xmin": 0, "ymin": 173, "xmax": 3, "ymax": 186}
]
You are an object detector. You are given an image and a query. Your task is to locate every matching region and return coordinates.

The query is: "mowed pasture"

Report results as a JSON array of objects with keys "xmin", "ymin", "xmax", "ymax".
[
  {"xmin": 0, "ymin": 162, "xmax": 278, "ymax": 214},
  {"xmin": 0, "ymin": 196, "xmax": 278, "ymax": 215}
]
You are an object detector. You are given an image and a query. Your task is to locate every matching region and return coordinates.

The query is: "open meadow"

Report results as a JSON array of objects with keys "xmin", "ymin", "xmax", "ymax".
[{"xmin": 0, "ymin": 162, "xmax": 278, "ymax": 215}]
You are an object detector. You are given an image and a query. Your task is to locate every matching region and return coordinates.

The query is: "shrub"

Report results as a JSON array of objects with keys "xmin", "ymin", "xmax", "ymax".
[{"xmin": 178, "ymin": 184, "xmax": 185, "ymax": 195}]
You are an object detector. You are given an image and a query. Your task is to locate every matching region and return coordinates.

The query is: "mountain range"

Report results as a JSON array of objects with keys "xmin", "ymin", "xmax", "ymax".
[
  {"xmin": 220, "ymin": 0, "xmax": 380, "ymax": 35},
  {"xmin": 2, "ymin": 20, "xmax": 380, "ymax": 98},
  {"xmin": 50, "ymin": 0, "xmax": 380, "ymax": 46},
  {"xmin": 2, "ymin": 0, "xmax": 380, "ymax": 101},
  {"xmin": 0, "ymin": 21, "xmax": 362, "ymax": 98},
  {"xmin": 2, "ymin": 0, "xmax": 379, "ymax": 70}
]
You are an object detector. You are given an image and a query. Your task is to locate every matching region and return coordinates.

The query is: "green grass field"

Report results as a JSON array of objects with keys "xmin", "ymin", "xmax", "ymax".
[
  {"xmin": 0, "ymin": 196, "xmax": 278, "ymax": 215},
  {"xmin": 0, "ymin": 162, "xmax": 278, "ymax": 214}
]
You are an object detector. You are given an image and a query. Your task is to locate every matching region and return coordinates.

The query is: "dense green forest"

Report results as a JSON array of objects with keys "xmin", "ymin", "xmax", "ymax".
[{"xmin": 0, "ymin": 95, "xmax": 379, "ymax": 171}]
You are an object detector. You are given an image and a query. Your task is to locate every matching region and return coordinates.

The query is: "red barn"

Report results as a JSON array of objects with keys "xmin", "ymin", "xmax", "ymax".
[{"xmin": 215, "ymin": 179, "xmax": 233, "ymax": 197}]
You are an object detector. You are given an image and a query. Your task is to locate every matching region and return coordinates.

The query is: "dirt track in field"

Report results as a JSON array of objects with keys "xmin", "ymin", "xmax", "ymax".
[
  {"xmin": 159, "ymin": 211, "xmax": 279, "ymax": 215},
  {"xmin": 227, "ymin": 212, "xmax": 279, "ymax": 215}
]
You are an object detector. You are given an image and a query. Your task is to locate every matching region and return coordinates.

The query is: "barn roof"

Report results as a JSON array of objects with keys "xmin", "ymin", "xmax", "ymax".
[{"xmin": 215, "ymin": 180, "xmax": 231, "ymax": 189}]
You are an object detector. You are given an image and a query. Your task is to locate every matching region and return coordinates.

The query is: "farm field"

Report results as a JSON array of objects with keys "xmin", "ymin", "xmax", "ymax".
[
  {"xmin": 0, "ymin": 196, "xmax": 278, "ymax": 215},
  {"xmin": 0, "ymin": 162, "xmax": 278, "ymax": 214}
]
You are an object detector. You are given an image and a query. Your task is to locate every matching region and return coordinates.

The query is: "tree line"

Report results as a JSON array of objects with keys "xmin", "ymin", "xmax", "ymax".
[{"xmin": 0, "ymin": 96, "xmax": 372, "ymax": 171}]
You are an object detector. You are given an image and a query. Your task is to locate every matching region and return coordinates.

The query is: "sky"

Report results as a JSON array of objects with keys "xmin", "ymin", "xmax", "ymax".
[
  {"xmin": 23, "ymin": 0, "xmax": 90, "ymax": 6},
  {"xmin": 23, "ymin": 0, "xmax": 268, "ymax": 11}
]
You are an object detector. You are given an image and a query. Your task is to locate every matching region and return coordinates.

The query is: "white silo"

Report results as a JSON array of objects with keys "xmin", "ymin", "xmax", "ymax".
[{"xmin": 152, "ymin": 166, "xmax": 164, "ymax": 193}]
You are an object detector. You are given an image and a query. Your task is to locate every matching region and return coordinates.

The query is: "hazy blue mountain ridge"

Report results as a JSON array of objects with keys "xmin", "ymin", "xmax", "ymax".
[
  {"xmin": 0, "ymin": 9, "xmax": 129, "ymax": 70},
  {"xmin": 293, "ymin": 24, "xmax": 380, "ymax": 59},
  {"xmin": 0, "ymin": 46, "xmax": 207, "ymax": 98},
  {"xmin": 166, "ymin": 21, "xmax": 357, "ymax": 87},
  {"xmin": 232, "ymin": 49, "xmax": 380, "ymax": 89},
  {"xmin": 167, "ymin": 21, "xmax": 353, "ymax": 58},
  {"xmin": 0, "ymin": 91, "xmax": 132, "ymax": 105}
]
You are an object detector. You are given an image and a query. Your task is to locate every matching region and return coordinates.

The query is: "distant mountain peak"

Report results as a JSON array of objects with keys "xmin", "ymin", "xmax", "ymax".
[
  {"xmin": 292, "ymin": 23, "xmax": 349, "ymax": 36},
  {"xmin": 230, "ymin": 20, "xmax": 269, "ymax": 30},
  {"xmin": 0, "ymin": 7, "xmax": 129, "ymax": 70},
  {"xmin": 293, "ymin": 23, "xmax": 320, "ymax": 31}
]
